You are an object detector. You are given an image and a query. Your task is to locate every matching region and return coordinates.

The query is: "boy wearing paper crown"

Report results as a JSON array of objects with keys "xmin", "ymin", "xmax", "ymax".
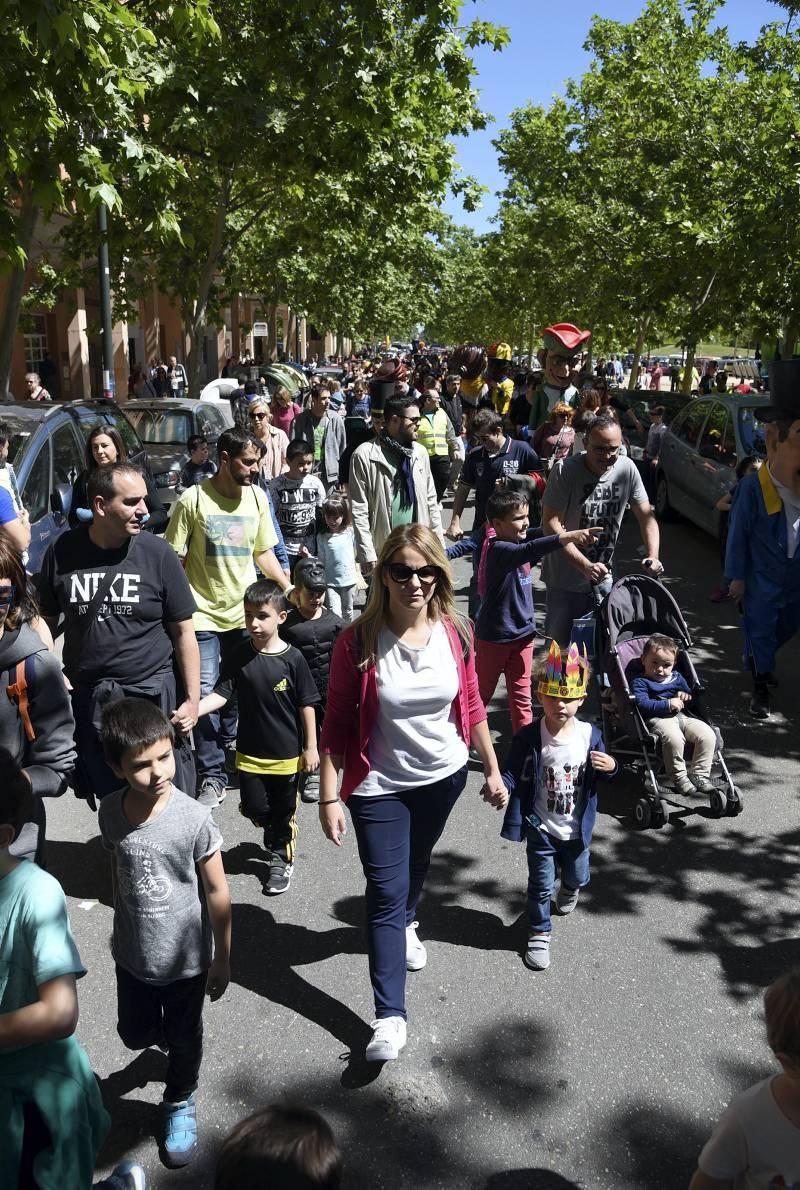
[
  {"xmin": 725, "ymin": 359, "xmax": 800, "ymax": 719},
  {"xmin": 488, "ymin": 641, "xmax": 617, "ymax": 971}
]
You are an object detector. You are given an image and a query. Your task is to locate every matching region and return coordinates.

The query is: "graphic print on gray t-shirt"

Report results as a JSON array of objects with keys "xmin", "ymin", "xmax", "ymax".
[
  {"xmin": 98, "ymin": 786, "xmax": 222, "ymax": 985},
  {"xmin": 541, "ymin": 455, "xmax": 647, "ymax": 593}
]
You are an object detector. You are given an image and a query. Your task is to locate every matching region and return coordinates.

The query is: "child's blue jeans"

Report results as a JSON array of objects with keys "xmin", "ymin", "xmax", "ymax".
[{"xmin": 526, "ymin": 826, "xmax": 590, "ymax": 934}]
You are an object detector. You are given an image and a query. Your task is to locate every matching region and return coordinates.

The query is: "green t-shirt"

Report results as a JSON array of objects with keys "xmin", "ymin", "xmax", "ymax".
[
  {"xmin": 165, "ymin": 479, "xmax": 278, "ymax": 632},
  {"xmin": 0, "ymin": 861, "xmax": 85, "ymax": 1030},
  {"xmin": 312, "ymin": 418, "xmax": 325, "ymax": 462}
]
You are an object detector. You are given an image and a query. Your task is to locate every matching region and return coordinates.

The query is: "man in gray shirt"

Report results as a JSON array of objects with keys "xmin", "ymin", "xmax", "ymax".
[{"xmin": 541, "ymin": 412, "xmax": 663, "ymax": 644}]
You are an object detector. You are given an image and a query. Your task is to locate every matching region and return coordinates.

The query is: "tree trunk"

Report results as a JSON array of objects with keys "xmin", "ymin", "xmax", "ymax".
[
  {"xmin": 183, "ymin": 171, "xmax": 233, "ymax": 393},
  {"xmin": 627, "ymin": 320, "xmax": 649, "ymax": 391},
  {"xmin": 527, "ymin": 323, "xmax": 536, "ymax": 368},
  {"xmin": 0, "ymin": 188, "xmax": 39, "ymax": 401},
  {"xmin": 681, "ymin": 345, "xmax": 697, "ymax": 395},
  {"xmin": 266, "ymin": 304, "xmax": 278, "ymax": 361},
  {"xmin": 286, "ymin": 308, "xmax": 296, "ymax": 360}
]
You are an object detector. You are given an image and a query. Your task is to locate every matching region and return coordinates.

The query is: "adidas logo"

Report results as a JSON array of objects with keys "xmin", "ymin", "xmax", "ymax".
[{"xmin": 274, "ymin": 678, "xmax": 288, "ymax": 692}]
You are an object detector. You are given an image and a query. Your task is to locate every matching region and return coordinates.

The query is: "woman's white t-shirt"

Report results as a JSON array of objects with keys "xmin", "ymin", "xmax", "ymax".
[{"xmin": 351, "ymin": 620, "xmax": 468, "ymax": 797}]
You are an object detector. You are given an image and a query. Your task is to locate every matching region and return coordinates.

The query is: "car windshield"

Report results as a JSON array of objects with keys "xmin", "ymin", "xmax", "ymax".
[
  {"xmin": 737, "ymin": 406, "xmax": 767, "ymax": 458},
  {"xmin": 0, "ymin": 417, "xmax": 37, "ymax": 464},
  {"xmin": 126, "ymin": 409, "xmax": 192, "ymax": 446}
]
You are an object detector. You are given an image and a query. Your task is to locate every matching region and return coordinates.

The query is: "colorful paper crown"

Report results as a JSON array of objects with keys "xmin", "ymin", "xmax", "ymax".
[{"xmin": 537, "ymin": 640, "xmax": 589, "ymax": 699}]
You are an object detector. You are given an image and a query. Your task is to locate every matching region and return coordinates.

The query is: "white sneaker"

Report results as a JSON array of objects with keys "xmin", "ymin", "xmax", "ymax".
[
  {"xmin": 405, "ymin": 921, "xmax": 427, "ymax": 971},
  {"xmin": 365, "ymin": 1016, "xmax": 407, "ymax": 1062}
]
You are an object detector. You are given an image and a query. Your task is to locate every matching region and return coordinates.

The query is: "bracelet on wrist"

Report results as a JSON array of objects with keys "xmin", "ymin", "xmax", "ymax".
[{"xmin": 318, "ymin": 798, "xmax": 340, "ymax": 805}]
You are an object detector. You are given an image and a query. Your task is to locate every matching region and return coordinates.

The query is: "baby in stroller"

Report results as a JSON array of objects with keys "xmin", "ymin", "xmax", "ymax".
[{"xmin": 628, "ymin": 634, "xmax": 717, "ymax": 797}]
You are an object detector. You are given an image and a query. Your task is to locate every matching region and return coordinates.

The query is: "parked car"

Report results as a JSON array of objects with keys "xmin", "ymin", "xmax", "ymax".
[
  {"xmin": 0, "ymin": 400, "xmax": 144, "ymax": 574},
  {"xmin": 123, "ymin": 399, "xmax": 233, "ymax": 508},
  {"xmin": 653, "ymin": 395, "xmax": 769, "ymax": 537}
]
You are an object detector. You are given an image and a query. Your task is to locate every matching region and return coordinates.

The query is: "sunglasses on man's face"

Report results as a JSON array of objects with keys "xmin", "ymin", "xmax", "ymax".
[{"xmin": 385, "ymin": 563, "xmax": 440, "ymax": 586}]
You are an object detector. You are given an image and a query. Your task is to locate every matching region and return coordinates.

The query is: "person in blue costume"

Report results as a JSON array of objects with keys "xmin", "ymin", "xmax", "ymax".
[{"xmin": 726, "ymin": 359, "xmax": 800, "ymax": 720}]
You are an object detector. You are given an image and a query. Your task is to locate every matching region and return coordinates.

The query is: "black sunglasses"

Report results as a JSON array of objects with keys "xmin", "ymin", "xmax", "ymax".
[
  {"xmin": 386, "ymin": 563, "xmax": 440, "ymax": 585},
  {"xmin": 0, "ymin": 584, "xmax": 16, "ymax": 606}
]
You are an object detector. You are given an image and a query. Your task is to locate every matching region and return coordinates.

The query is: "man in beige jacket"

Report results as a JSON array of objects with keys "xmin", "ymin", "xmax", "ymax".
[{"xmin": 349, "ymin": 394, "xmax": 443, "ymax": 573}]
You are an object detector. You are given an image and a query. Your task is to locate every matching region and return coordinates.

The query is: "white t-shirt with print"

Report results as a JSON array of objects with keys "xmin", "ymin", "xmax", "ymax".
[
  {"xmin": 351, "ymin": 621, "xmax": 468, "ymax": 797},
  {"xmin": 534, "ymin": 720, "xmax": 592, "ymax": 841},
  {"xmin": 698, "ymin": 1075, "xmax": 800, "ymax": 1189}
]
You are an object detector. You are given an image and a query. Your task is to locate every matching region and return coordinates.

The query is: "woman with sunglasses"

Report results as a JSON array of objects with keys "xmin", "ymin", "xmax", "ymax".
[
  {"xmin": 0, "ymin": 540, "xmax": 75, "ymax": 864},
  {"xmin": 248, "ymin": 399, "xmax": 289, "ymax": 480},
  {"xmin": 68, "ymin": 424, "xmax": 167, "ymax": 533},
  {"xmin": 319, "ymin": 524, "xmax": 506, "ymax": 1063}
]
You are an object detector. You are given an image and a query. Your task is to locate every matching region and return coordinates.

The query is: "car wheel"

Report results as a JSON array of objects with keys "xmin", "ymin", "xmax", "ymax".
[{"xmin": 655, "ymin": 474, "xmax": 674, "ymax": 520}]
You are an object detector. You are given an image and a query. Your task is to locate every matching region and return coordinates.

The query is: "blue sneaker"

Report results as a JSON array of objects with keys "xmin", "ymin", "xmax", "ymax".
[
  {"xmin": 96, "ymin": 1160, "xmax": 147, "ymax": 1189},
  {"xmin": 160, "ymin": 1095, "xmax": 198, "ymax": 1168}
]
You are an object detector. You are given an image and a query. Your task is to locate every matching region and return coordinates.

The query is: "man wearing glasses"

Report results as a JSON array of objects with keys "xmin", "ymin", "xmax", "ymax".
[
  {"xmin": 349, "ymin": 395, "xmax": 443, "ymax": 574},
  {"xmin": 541, "ymin": 412, "xmax": 663, "ymax": 645}
]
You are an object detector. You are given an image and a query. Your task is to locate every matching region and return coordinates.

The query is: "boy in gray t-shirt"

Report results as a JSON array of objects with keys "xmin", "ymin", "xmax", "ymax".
[
  {"xmin": 541, "ymin": 413, "xmax": 662, "ymax": 644},
  {"xmin": 99, "ymin": 698, "xmax": 231, "ymax": 1172}
]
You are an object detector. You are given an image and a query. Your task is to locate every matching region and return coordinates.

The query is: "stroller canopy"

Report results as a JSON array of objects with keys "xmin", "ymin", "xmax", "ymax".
[{"xmin": 601, "ymin": 574, "xmax": 691, "ymax": 648}]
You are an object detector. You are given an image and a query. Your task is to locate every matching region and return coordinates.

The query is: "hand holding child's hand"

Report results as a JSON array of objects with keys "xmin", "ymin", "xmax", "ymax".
[
  {"xmin": 589, "ymin": 750, "xmax": 615, "ymax": 772},
  {"xmin": 480, "ymin": 774, "xmax": 509, "ymax": 809},
  {"xmin": 303, "ymin": 747, "xmax": 320, "ymax": 774},
  {"xmin": 207, "ymin": 957, "xmax": 230, "ymax": 1001}
]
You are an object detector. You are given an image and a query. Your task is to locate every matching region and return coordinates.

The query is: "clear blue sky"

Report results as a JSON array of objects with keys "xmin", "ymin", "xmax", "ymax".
[{"xmin": 444, "ymin": 0, "xmax": 781, "ymax": 231}]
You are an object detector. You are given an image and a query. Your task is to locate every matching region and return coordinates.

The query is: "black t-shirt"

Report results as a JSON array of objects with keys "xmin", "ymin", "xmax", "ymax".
[
  {"xmin": 279, "ymin": 607, "xmax": 345, "ymax": 707},
  {"xmin": 215, "ymin": 640, "xmax": 319, "ymax": 762},
  {"xmin": 38, "ymin": 528, "xmax": 196, "ymax": 687},
  {"xmin": 461, "ymin": 436, "xmax": 540, "ymax": 527}
]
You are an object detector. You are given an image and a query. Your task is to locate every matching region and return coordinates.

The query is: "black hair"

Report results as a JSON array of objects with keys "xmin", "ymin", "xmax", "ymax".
[
  {"xmin": 736, "ymin": 454, "xmax": 758, "ymax": 479},
  {"xmin": 643, "ymin": 633, "xmax": 680, "ymax": 657},
  {"xmin": 322, "ymin": 491, "xmax": 351, "ymax": 530},
  {"xmin": 382, "ymin": 394, "xmax": 418, "ymax": 423},
  {"xmin": 487, "ymin": 487, "xmax": 528, "ymax": 522},
  {"xmin": 244, "ymin": 379, "xmax": 258, "ymax": 395},
  {"xmin": 287, "ymin": 438, "xmax": 314, "ymax": 462},
  {"xmin": 650, "ymin": 405, "xmax": 665, "ymax": 417},
  {"xmin": 0, "ymin": 748, "xmax": 34, "ymax": 841},
  {"xmin": 218, "ymin": 426, "xmax": 257, "ymax": 462},
  {"xmin": 244, "ymin": 579, "xmax": 287, "ymax": 610},
  {"xmin": 86, "ymin": 423, "xmax": 128, "ymax": 471},
  {"xmin": 215, "ymin": 1105, "xmax": 342, "ymax": 1190},
  {"xmin": 100, "ymin": 698, "xmax": 174, "ymax": 769},
  {"xmin": 498, "ymin": 473, "xmax": 537, "ymax": 504},
  {"xmin": 187, "ymin": 435, "xmax": 207, "ymax": 452},
  {"xmin": 586, "ymin": 412, "xmax": 622, "ymax": 439},
  {"xmin": 87, "ymin": 462, "xmax": 145, "ymax": 506},
  {"xmin": 771, "ymin": 418, "xmax": 797, "ymax": 444},
  {"xmin": 471, "ymin": 408, "xmax": 504, "ymax": 436},
  {"xmin": 0, "ymin": 421, "xmax": 11, "ymax": 449}
]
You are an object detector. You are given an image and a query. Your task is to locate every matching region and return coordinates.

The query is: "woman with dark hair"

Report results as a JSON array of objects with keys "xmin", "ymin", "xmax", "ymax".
[
  {"xmin": 319, "ymin": 523, "xmax": 506, "ymax": 1062},
  {"xmin": 0, "ymin": 540, "xmax": 75, "ymax": 863},
  {"xmin": 69, "ymin": 423, "xmax": 167, "ymax": 532}
]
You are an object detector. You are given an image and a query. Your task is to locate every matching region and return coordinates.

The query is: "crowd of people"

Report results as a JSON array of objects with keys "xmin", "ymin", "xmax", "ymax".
[{"xmin": 1, "ymin": 327, "xmax": 798, "ymax": 1189}]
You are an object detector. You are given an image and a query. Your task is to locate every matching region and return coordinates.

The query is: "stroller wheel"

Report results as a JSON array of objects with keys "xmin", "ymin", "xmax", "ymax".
[
  {"xmin": 726, "ymin": 787, "xmax": 744, "ymax": 817},
  {"xmin": 709, "ymin": 790, "xmax": 727, "ymax": 818},
  {"xmin": 634, "ymin": 798, "xmax": 652, "ymax": 830},
  {"xmin": 651, "ymin": 804, "xmax": 666, "ymax": 829}
]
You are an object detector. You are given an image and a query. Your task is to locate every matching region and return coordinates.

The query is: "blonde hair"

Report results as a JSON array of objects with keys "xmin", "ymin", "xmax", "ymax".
[
  {"xmin": 352, "ymin": 524, "xmax": 470, "ymax": 670},
  {"xmin": 765, "ymin": 969, "xmax": 800, "ymax": 1063},
  {"xmin": 551, "ymin": 402, "xmax": 574, "ymax": 423}
]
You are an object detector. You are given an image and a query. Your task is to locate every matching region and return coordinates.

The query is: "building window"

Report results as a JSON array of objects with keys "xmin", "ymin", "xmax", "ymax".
[{"xmin": 23, "ymin": 314, "xmax": 48, "ymax": 371}]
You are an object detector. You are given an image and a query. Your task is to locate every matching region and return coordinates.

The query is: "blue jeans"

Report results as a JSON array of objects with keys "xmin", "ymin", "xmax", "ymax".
[
  {"xmin": 526, "ymin": 826, "xmax": 590, "ymax": 935},
  {"xmin": 195, "ymin": 628, "xmax": 247, "ymax": 788},
  {"xmin": 348, "ymin": 765, "xmax": 468, "ymax": 1020}
]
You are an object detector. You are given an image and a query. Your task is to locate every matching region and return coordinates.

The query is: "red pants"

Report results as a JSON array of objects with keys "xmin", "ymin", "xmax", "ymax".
[{"xmin": 475, "ymin": 636, "xmax": 535, "ymax": 733}]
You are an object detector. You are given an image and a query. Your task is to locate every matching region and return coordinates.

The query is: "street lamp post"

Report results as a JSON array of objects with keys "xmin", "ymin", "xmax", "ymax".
[{"xmin": 97, "ymin": 202, "xmax": 115, "ymax": 399}]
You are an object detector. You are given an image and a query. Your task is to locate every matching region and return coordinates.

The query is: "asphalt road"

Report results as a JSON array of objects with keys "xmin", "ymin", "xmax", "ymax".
[{"xmin": 46, "ymin": 502, "xmax": 800, "ymax": 1190}]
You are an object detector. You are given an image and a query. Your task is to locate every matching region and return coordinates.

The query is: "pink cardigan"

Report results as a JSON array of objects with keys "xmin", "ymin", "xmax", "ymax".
[{"xmin": 320, "ymin": 618, "xmax": 487, "ymax": 801}]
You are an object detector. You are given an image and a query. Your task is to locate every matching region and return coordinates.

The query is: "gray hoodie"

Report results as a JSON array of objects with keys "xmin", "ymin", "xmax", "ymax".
[{"xmin": 0, "ymin": 624, "xmax": 76, "ymax": 862}]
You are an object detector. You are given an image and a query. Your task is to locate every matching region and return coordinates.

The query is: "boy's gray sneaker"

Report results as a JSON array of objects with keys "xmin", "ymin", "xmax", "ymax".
[
  {"xmin": 524, "ymin": 933, "xmax": 551, "ymax": 970},
  {"xmin": 673, "ymin": 775, "xmax": 697, "ymax": 797},
  {"xmin": 265, "ymin": 852, "xmax": 293, "ymax": 895},
  {"xmin": 555, "ymin": 885, "xmax": 580, "ymax": 915},
  {"xmin": 197, "ymin": 778, "xmax": 225, "ymax": 807}
]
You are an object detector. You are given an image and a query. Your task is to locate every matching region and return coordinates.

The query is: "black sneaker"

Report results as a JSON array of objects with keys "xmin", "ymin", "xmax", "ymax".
[
  {"xmin": 224, "ymin": 745, "xmax": 237, "ymax": 776},
  {"xmin": 265, "ymin": 852, "xmax": 293, "ymax": 895},
  {"xmin": 750, "ymin": 686, "xmax": 771, "ymax": 720}
]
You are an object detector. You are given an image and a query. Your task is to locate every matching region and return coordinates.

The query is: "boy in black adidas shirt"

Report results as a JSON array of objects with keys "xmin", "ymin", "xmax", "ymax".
[{"xmin": 198, "ymin": 580, "xmax": 319, "ymax": 894}]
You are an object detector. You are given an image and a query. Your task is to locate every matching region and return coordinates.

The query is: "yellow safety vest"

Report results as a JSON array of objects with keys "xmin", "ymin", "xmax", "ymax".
[{"xmin": 417, "ymin": 408, "xmax": 450, "ymax": 458}]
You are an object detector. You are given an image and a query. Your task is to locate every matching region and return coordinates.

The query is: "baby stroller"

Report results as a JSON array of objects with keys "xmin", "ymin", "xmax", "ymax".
[{"xmin": 594, "ymin": 573, "xmax": 744, "ymax": 829}]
